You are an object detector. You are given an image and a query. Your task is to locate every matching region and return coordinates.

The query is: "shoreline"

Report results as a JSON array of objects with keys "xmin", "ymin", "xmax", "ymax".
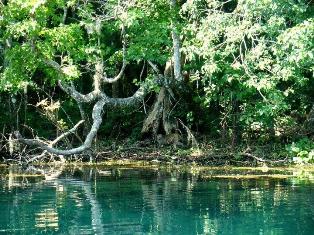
[
  {"xmin": 0, "ymin": 142, "xmax": 311, "ymax": 168},
  {"xmin": 1, "ymin": 158, "xmax": 314, "ymax": 171}
]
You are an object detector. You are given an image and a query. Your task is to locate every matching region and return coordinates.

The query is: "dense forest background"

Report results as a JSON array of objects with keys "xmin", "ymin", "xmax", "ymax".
[{"xmin": 0, "ymin": 0, "xmax": 313, "ymax": 164}]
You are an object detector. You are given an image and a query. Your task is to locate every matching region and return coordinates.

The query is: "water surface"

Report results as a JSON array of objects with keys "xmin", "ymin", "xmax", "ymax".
[{"xmin": 0, "ymin": 165, "xmax": 313, "ymax": 234}]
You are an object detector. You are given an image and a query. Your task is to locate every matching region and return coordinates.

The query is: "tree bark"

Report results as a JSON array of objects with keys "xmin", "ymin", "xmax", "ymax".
[
  {"xmin": 141, "ymin": 66, "xmax": 178, "ymax": 138},
  {"xmin": 169, "ymin": 0, "xmax": 182, "ymax": 82},
  {"xmin": 141, "ymin": 0, "xmax": 182, "ymax": 139}
]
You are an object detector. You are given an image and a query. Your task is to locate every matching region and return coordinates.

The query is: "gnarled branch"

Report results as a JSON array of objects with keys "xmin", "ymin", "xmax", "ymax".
[
  {"xmin": 50, "ymin": 120, "xmax": 85, "ymax": 146},
  {"xmin": 15, "ymin": 99, "xmax": 107, "ymax": 156},
  {"xmin": 106, "ymin": 85, "xmax": 147, "ymax": 108},
  {"xmin": 58, "ymin": 80, "xmax": 100, "ymax": 103},
  {"xmin": 44, "ymin": 59, "xmax": 100, "ymax": 103},
  {"xmin": 15, "ymin": 82, "xmax": 148, "ymax": 157}
]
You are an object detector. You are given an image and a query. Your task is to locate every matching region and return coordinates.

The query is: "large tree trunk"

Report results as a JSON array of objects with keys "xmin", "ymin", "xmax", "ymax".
[
  {"xmin": 142, "ymin": 0, "xmax": 182, "ymax": 140},
  {"xmin": 141, "ymin": 59, "xmax": 180, "ymax": 143},
  {"xmin": 141, "ymin": 87, "xmax": 177, "ymax": 137}
]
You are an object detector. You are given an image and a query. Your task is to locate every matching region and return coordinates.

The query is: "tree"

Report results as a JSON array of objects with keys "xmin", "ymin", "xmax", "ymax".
[
  {"xmin": 181, "ymin": 0, "xmax": 314, "ymax": 143},
  {"xmin": 0, "ymin": 0, "xmax": 184, "ymax": 157},
  {"xmin": 1, "ymin": 0, "xmax": 313, "ymax": 163}
]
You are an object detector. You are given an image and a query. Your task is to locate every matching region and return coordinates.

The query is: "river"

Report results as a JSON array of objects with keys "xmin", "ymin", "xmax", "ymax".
[{"xmin": 0, "ymin": 164, "xmax": 313, "ymax": 234}]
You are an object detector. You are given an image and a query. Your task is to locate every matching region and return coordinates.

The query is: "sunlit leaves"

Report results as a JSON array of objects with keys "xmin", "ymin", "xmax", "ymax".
[
  {"xmin": 181, "ymin": 0, "xmax": 313, "ymax": 140},
  {"xmin": 0, "ymin": 44, "xmax": 38, "ymax": 91},
  {"xmin": 0, "ymin": 0, "xmax": 86, "ymax": 91},
  {"xmin": 41, "ymin": 24, "xmax": 84, "ymax": 59},
  {"xmin": 6, "ymin": 19, "xmax": 41, "ymax": 39},
  {"xmin": 126, "ymin": 0, "xmax": 172, "ymax": 63},
  {"xmin": 276, "ymin": 19, "xmax": 314, "ymax": 71}
]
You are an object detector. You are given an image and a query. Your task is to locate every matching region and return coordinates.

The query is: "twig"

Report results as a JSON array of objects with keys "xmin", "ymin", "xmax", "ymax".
[
  {"xmin": 50, "ymin": 120, "xmax": 85, "ymax": 146},
  {"xmin": 241, "ymin": 152, "xmax": 287, "ymax": 163}
]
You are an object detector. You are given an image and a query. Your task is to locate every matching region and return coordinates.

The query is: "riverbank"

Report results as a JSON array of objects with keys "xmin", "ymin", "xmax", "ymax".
[
  {"xmin": 91, "ymin": 142, "xmax": 289, "ymax": 167},
  {"xmin": 0, "ymin": 140, "xmax": 307, "ymax": 167}
]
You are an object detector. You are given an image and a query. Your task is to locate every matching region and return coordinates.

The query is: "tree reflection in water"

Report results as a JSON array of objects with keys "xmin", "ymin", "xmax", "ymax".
[{"xmin": 0, "ymin": 166, "xmax": 313, "ymax": 234}]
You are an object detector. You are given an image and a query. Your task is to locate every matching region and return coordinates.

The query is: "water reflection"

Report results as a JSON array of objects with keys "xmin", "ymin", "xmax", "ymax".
[
  {"xmin": 35, "ymin": 208, "xmax": 58, "ymax": 230},
  {"xmin": 0, "ymin": 166, "xmax": 313, "ymax": 234}
]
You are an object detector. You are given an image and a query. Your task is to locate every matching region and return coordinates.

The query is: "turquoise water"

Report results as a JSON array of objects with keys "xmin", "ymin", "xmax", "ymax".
[{"xmin": 0, "ymin": 166, "xmax": 313, "ymax": 234}]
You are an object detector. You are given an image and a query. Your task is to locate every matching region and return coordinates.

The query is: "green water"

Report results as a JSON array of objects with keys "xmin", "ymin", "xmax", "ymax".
[{"xmin": 0, "ymin": 166, "xmax": 313, "ymax": 234}]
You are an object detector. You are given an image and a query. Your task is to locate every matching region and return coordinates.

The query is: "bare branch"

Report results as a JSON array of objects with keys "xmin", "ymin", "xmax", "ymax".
[
  {"xmin": 50, "ymin": 120, "xmax": 85, "ymax": 146},
  {"xmin": 170, "ymin": 0, "xmax": 182, "ymax": 81},
  {"xmin": 241, "ymin": 152, "xmax": 288, "ymax": 164},
  {"xmin": 148, "ymin": 61, "xmax": 162, "ymax": 76},
  {"xmin": 15, "ymin": 99, "xmax": 107, "ymax": 156},
  {"xmin": 44, "ymin": 59, "xmax": 100, "ymax": 103},
  {"xmin": 58, "ymin": 80, "xmax": 100, "ymax": 103},
  {"xmin": 103, "ymin": 24, "xmax": 127, "ymax": 84},
  {"xmin": 106, "ymin": 85, "xmax": 147, "ymax": 108}
]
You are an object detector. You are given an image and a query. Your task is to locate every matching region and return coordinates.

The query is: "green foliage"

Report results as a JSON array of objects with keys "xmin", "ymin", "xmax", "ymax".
[
  {"xmin": 126, "ymin": 0, "xmax": 172, "ymax": 63},
  {"xmin": 286, "ymin": 138, "xmax": 314, "ymax": 164},
  {"xmin": 1, "ymin": 44, "xmax": 38, "ymax": 90},
  {"xmin": 274, "ymin": 19, "xmax": 314, "ymax": 80},
  {"xmin": 0, "ymin": 0, "xmax": 314, "ymax": 163},
  {"xmin": 0, "ymin": 0, "xmax": 85, "ymax": 90},
  {"xmin": 181, "ymin": 0, "xmax": 314, "ymax": 142}
]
